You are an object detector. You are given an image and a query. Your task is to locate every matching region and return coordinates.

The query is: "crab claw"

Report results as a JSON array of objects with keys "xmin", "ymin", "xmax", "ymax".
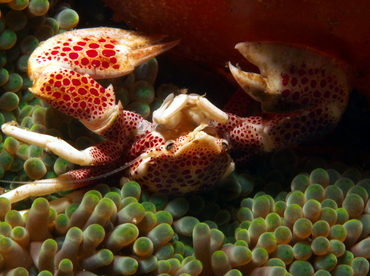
[
  {"xmin": 224, "ymin": 42, "xmax": 351, "ymax": 165},
  {"xmin": 28, "ymin": 27, "xmax": 180, "ymax": 80},
  {"xmin": 229, "ymin": 42, "xmax": 349, "ymax": 114},
  {"xmin": 28, "ymin": 66, "xmax": 120, "ymax": 133},
  {"xmin": 27, "ymin": 28, "xmax": 179, "ymax": 132}
]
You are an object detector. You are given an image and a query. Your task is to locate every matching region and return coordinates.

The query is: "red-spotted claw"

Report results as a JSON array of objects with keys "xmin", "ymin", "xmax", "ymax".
[
  {"xmin": 28, "ymin": 27, "xmax": 179, "ymax": 80},
  {"xmin": 28, "ymin": 28, "xmax": 179, "ymax": 131},
  {"xmin": 229, "ymin": 42, "xmax": 349, "ymax": 114},
  {"xmin": 224, "ymin": 42, "xmax": 350, "ymax": 164}
]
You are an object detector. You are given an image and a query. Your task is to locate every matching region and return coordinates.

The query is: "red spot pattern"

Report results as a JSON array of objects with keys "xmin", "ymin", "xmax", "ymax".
[
  {"xmin": 99, "ymin": 110, "xmax": 150, "ymax": 142},
  {"xmin": 226, "ymin": 115, "xmax": 265, "ymax": 161},
  {"xmin": 128, "ymin": 134, "xmax": 231, "ymax": 195},
  {"xmin": 222, "ymin": 103, "xmax": 339, "ymax": 165},
  {"xmin": 86, "ymin": 140, "xmax": 124, "ymax": 165},
  {"xmin": 89, "ymin": 43, "xmax": 100, "ymax": 49},
  {"xmin": 36, "ymin": 68, "xmax": 115, "ymax": 122},
  {"xmin": 86, "ymin": 50, "xmax": 98, "ymax": 58},
  {"xmin": 69, "ymin": 53, "xmax": 79, "ymax": 60},
  {"xmin": 102, "ymin": 50, "xmax": 116, "ymax": 57},
  {"xmin": 273, "ymin": 61, "xmax": 348, "ymax": 113},
  {"xmin": 129, "ymin": 133, "xmax": 165, "ymax": 158},
  {"xmin": 34, "ymin": 35, "xmax": 121, "ymax": 73},
  {"xmin": 54, "ymin": 104, "xmax": 232, "ymax": 195}
]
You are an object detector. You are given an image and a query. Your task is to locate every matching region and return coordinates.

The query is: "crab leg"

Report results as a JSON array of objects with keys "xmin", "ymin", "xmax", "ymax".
[
  {"xmin": 0, "ymin": 166, "xmax": 118, "ymax": 204},
  {"xmin": 225, "ymin": 42, "xmax": 350, "ymax": 164},
  {"xmin": 2, "ymin": 122, "xmax": 122, "ymax": 166},
  {"xmin": 2, "ymin": 107, "xmax": 152, "ymax": 167}
]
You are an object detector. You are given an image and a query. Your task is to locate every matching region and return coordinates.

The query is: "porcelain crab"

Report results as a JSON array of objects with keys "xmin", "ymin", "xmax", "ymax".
[{"xmin": 0, "ymin": 27, "xmax": 349, "ymax": 204}]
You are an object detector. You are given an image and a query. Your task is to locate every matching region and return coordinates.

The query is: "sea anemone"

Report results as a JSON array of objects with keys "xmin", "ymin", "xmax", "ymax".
[{"xmin": 1, "ymin": 163, "xmax": 370, "ymax": 275}]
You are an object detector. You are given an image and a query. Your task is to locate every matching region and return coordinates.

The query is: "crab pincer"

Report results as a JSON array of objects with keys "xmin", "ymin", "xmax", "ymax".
[
  {"xmin": 226, "ymin": 42, "xmax": 350, "ymax": 164},
  {"xmin": 229, "ymin": 42, "xmax": 349, "ymax": 114},
  {"xmin": 27, "ymin": 28, "xmax": 179, "ymax": 132}
]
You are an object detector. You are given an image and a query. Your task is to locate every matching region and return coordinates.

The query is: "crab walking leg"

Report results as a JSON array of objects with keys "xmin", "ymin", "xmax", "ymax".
[
  {"xmin": 28, "ymin": 27, "xmax": 180, "ymax": 80},
  {"xmin": 1, "ymin": 177, "xmax": 78, "ymax": 204},
  {"xmin": 221, "ymin": 103, "xmax": 342, "ymax": 164},
  {"xmin": 2, "ymin": 112, "xmax": 151, "ymax": 167},
  {"xmin": 2, "ymin": 109, "xmax": 152, "ymax": 167},
  {"xmin": 2, "ymin": 123, "xmax": 95, "ymax": 166},
  {"xmin": 0, "ymin": 167, "xmax": 115, "ymax": 204},
  {"xmin": 1, "ymin": 123, "xmax": 125, "ymax": 166}
]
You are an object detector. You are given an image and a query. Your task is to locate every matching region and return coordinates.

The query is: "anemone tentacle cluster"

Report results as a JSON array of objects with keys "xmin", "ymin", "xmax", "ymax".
[
  {"xmin": 0, "ymin": 163, "xmax": 370, "ymax": 275},
  {"xmin": 0, "ymin": 0, "xmax": 80, "ymax": 184}
]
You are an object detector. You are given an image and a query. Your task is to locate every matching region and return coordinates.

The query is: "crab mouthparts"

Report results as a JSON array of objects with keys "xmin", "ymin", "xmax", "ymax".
[{"xmin": 174, "ymin": 130, "xmax": 227, "ymax": 157}]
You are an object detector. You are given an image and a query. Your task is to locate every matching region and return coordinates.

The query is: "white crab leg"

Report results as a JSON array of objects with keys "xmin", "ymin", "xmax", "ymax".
[
  {"xmin": 1, "ymin": 122, "xmax": 97, "ymax": 166},
  {"xmin": 0, "ymin": 176, "xmax": 78, "ymax": 204}
]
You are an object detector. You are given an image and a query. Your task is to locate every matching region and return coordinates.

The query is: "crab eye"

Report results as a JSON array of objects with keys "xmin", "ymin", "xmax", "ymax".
[
  {"xmin": 221, "ymin": 139, "xmax": 229, "ymax": 150},
  {"xmin": 165, "ymin": 140, "xmax": 175, "ymax": 151}
]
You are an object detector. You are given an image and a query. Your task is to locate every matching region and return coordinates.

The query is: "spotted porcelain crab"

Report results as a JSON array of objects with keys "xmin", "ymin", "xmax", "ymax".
[{"xmin": 0, "ymin": 28, "xmax": 349, "ymax": 204}]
